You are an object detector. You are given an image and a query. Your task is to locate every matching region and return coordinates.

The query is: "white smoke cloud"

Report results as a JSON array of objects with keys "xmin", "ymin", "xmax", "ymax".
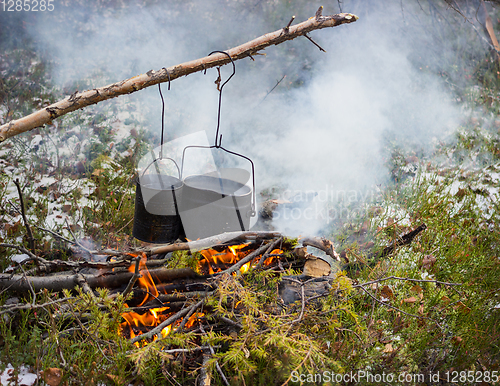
[{"xmin": 24, "ymin": 0, "xmax": 469, "ymax": 234}]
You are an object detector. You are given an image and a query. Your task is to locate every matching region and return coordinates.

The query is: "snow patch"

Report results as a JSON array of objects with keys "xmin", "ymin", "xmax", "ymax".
[{"xmin": 0, "ymin": 364, "xmax": 38, "ymax": 386}]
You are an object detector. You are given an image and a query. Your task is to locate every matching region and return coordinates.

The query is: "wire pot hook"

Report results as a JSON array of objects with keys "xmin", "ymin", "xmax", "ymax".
[
  {"xmin": 206, "ymin": 51, "xmax": 235, "ymax": 148},
  {"xmin": 158, "ymin": 68, "xmax": 171, "ymax": 159}
]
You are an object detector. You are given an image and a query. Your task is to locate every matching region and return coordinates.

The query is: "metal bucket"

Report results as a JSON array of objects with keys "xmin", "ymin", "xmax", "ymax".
[
  {"xmin": 133, "ymin": 166, "xmax": 183, "ymax": 243},
  {"xmin": 178, "ymin": 172, "xmax": 253, "ymax": 240}
]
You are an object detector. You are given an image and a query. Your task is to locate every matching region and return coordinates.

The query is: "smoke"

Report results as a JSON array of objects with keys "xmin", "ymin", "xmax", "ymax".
[{"xmin": 12, "ymin": 0, "xmax": 487, "ymax": 234}]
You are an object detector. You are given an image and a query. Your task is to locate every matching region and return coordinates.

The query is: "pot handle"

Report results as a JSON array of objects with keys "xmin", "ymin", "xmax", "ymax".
[
  {"xmin": 181, "ymin": 145, "xmax": 256, "ymax": 217},
  {"xmin": 141, "ymin": 156, "xmax": 181, "ymax": 180}
]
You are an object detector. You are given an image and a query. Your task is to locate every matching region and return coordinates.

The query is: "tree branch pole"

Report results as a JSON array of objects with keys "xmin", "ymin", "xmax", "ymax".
[{"xmin": 0, "ymin": 9, "xmax": 358, "ymax": 142}]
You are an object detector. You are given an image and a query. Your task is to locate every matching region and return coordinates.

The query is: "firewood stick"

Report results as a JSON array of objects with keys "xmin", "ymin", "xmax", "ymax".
[
  {"xmin": 216, "ymin": 238, "xmax": 283, "ymax": 276},
  {"xmin": 301, "ymin": 236, "xmax": 340, "ymax": 262},
  {"xmin": 146, "ymin": 231, "xmax": 282, "ymax": 255},
  {"xmin": 122, "ymin": 256, "xmax": 142, "ymax": 299},
  {"xmin": 130, "ymin": 299, "xmax": 205, "ymax": 344},
  {"xmin": 0, "ymin": 267, "xmax": 199, "ymax": 293},
  {"xmin": 0, "ymin": 12, "xmax": 357, "ymax": 142},
  {"xmin": 255, "ymin": 238, "xmax": 283, "ymax": 269}
]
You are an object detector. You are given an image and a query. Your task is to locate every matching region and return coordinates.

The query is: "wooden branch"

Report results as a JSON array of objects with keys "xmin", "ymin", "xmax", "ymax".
[
  {"xmin": 301, "ymin": 236, "xmax": 340, "ymax": 262},
  {"xmin": 0, "ymin": 10, "xmax": 358, "ymax": 142},
  {"xmin": 378, "ymin": 223, "xmax": 427, "ymax": 259},
  {"xmin": 130, "ymin": 299, "xmax": 205, "ymax": 344},
  {"xmin": 144, "ymin": 231, "xmax": 282, "ymax": 256},
  {"xmin": 215, "ymin": 238, "xmax": 283, "ymax": 276},
  {"xmin": 0, "ymin": 267, "xmax": 199, "ymax": 293}
]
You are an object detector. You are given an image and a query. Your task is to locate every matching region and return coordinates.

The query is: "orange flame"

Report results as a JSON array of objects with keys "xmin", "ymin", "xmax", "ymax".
[
  {"xmin": 120, "ymin": 244, "xmax": 281, "ymax": 345},
  {"xmin": 127, "ymin": 252, "xmax": 159, "ymax": 307},
  {"xmin": 198, "ymin": 245, "xmax": 283, "ymax": 275},
  {"xmin": 120, "ymin": 252, "xmax": 207, "ymax": 346}
]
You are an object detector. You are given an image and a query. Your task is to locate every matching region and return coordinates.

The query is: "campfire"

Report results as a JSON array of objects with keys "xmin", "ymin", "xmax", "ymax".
[{"xmin": 119, "ymin": 241, "xmax": 284, "ymax": 346}]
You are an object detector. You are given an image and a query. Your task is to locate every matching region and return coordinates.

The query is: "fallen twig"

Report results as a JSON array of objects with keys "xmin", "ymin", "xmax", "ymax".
[
  {"xmin": 0, "ymin": 296, "xmax": 75, "ymax": 315},
  {"xmin": 13, "ymin": 179, "xmax": 35, "ymax": 253},
  {"xmin": 200, "ymin": 323, "xmax": 230, "ymax": 386},
  {"xmin": 357, "ymin": 285, "xmax": 442, "ymax": 328},
  {"xmin": 352, "ymin": 275, "xmax": 462, "ymax": 288},
  {"xmin": 378, "ymin": 223, "xmax": 427, "ymax": 259}
]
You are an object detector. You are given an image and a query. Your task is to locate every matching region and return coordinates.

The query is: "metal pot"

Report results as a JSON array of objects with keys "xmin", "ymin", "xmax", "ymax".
[
  {"xmin": 178, "ymin": 172, "xmax": 253, "ymax": 240},
  {"xmin": 132, "ymin": 161, "xmax": 183, "ymax": 243}
]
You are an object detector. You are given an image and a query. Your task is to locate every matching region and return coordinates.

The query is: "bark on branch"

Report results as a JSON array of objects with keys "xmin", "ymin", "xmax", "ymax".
[
  {"xmin": 0, "ymin": 267, "xmax": 199, "ymax": 293},
  {"xmin": 0, "ymin": 10, "xmax": 358, "ymax": 142}
]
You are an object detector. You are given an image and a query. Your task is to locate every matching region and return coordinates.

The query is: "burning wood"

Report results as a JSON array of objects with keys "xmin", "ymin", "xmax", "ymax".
[{"xmin": 118, "ymin": 238, "xmax": 289, "ymax": 345}]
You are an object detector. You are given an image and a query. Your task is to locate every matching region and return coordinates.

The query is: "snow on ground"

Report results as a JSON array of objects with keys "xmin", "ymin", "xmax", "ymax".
[{"xmin": 0, "ymin": 364, "xmax": 37, "ymax": 386}]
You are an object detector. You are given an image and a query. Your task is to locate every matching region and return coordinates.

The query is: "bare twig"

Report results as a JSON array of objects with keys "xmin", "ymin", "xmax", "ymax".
[
  {"xmin": 283, "ymin": 15, "xmax": 296, "ymax": 33},
  {"xmin": 0, "ymin": 296, "xmax": 75, "ymax": 315},
  {"xmin": 122, "ymin": 256, "xmax": 142, "ymax": 299},
  {"xmin": 200, "ymin": 324, "xmax": 230, "ymax": 386},
  {"xmin": 174, "ymin": 298, "xmax": 204, "ymax": 334},
  {"xmin": 258, "ymin": 75, "xmax": 287, "ymax": 105},
  {"xmin": 357, "ymin": 285, "xmax": 442, "ymax": 328},
  {"xmin": 36, "ymin": 226, "xmax": 76, "ymax": 245},
  {"xmin": 162, "ymin": 346, "xmax": 221, "ymax": 354},
  {"xmin": 13, "ymin": 179, "xmax": 35, "ymax": 253},
  {"xmin": 352, "ymin": 276, "xmax": 462, "ymax": 288},
  {"xmin": 255, "ymin": 238, "xmax": 282, "ymax": 269},
  {"xmin": 304, "ymin": 33, "xmax": 326, "ymax": 52}
]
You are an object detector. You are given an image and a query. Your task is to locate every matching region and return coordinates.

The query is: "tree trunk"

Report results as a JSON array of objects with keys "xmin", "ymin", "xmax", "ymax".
[{"xmin": 0, "ymin": 9, "xmax": 357, "ymax": 142}]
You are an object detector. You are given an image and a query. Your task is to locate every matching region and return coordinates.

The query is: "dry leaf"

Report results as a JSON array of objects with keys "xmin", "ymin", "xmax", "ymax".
[
  {"xmin": 62, "ymin": 204, "xmax": 72, "ymax": 213},
  {"xmin": 421, "ymin": 254, "xmax": 437, "ymax": 270},
  {"xmin": 92, "ymin": 168, "xmax": 105, "ymax": 176},
  {"xmin": 418, "ymin": 303, "xmax": 425, "ymax": 315},
  {"xmin": 454, "ymin": 301, "xmax": 471, "ymax": 313},
  {"xmin": 403, "ymin": 296, "xmax": 417, "ymax": 303},
  {"xmin": 410, "ymin": 284, "xmax": 423, "ymax": 294},
  {"xmin": 380, "ymin": 285, "xmax": 394, "ymax": 300},
  {"xmin": 40, "ymin": 368, "xmax": 63, "ymax": 386},
  {"xmin": 383, "ymin": 343, "xmax": 394, "ymax": 353}
]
